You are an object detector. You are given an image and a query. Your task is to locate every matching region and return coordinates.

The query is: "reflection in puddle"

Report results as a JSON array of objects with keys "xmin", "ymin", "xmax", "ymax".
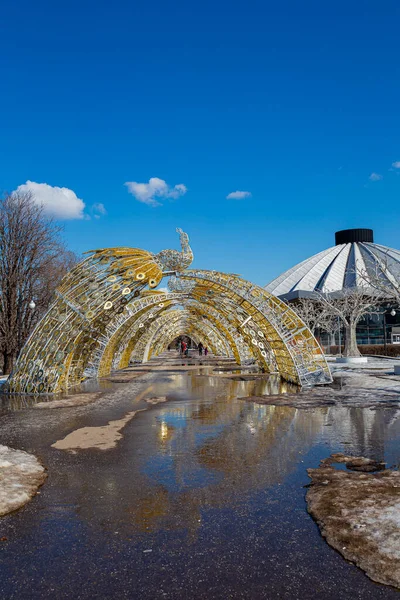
[
  {"xmin": 66, "ymin": 371, "xmax": 400, "ymax": 539},
  {"xmin": 148, "ymin": 371, "xmax": 298, "ymax": 403},
  {"xmin": 1, "ymin": 367, "xmax": 400, "ymax": 599}
]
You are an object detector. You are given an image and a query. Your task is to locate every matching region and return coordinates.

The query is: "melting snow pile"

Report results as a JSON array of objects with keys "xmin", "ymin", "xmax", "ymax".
[
  {"xmin": 307, "ymin": 454, "xmax": 400, "ymax": 589},
  {"xmin": 0, "ymin": 445, "xmax": 47, "ymax": 516}
]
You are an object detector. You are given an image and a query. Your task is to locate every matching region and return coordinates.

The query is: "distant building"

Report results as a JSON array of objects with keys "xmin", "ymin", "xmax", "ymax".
[{"xmin": 265, "ymin": 229, "xmax": 400, "ymax": 346}]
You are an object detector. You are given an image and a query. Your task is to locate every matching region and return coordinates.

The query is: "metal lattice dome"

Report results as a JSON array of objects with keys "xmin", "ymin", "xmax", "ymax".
[{"xmin": 265, "ymin": 229, "xmax": 400, "ymax": 299}]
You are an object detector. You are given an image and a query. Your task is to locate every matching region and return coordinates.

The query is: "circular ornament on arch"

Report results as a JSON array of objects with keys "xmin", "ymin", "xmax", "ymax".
[
  {"xmin": 104, "ymin": 301, "xmax": 113, "ymax": 310},
  {"xmin": 32, "ymin": 364, "xmax": 40, "ymax": 376},
  {"xmin": 46, "ymin": 372, "xmax": 56, "ymax": 384}
]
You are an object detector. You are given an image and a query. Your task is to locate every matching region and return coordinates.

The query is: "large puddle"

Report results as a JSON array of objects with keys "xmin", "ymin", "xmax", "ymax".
[{"xmin": 0, "ymin": 369, "xmax": 399, "ymax": 599}]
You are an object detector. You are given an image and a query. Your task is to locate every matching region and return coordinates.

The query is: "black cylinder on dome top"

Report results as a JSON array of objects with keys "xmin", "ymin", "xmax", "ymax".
[{"xmin": 335, "ymin": 228, "xmax": 374, "ymax": 245}]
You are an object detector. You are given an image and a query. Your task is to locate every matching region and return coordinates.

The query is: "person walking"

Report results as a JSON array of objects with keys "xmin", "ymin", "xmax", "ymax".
[
  {"xmin": 204, "ymin": 346, "xmax": 208, "ymax": 356},
  {"xmin": 198, "ymin": 342, "xmax": 204, "ymax": 356},
  {"xmin": 182, "ymin": 340, "xmax": 187, "ymax": 358}
]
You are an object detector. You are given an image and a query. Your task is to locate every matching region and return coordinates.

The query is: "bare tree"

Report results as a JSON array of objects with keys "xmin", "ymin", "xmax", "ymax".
[
  {"xmin": 290, "ymin": 297, "xmax": 324, "ymax": 335},
  {"xmin": 290, "ymin": 297, "xmax": 341, "ymax": 349},
  {"xmin": 357, "ymin": 253, "xmax": 400, "ymax": 307},
  {"xmin": 0, "ymin": 191, "xmax": 78, "ymax": 373},
  {"xmin": 318, "ymin": 310, "xmax": 341, "ymax": 348},
  {"xmin": 315, "ymin": 288, "xmax": 380, "ymax": 357}
]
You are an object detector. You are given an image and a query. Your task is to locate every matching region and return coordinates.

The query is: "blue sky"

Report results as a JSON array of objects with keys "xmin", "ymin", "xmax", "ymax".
[{"xmin": 1, "ymin": 0, "xmax": 399, "ymax": 286}]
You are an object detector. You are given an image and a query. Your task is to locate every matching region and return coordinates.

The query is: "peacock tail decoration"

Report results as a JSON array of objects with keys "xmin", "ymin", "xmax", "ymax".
[{"xmin": 83, "ymin": 227, "xmax": 193, "ymax": 289}]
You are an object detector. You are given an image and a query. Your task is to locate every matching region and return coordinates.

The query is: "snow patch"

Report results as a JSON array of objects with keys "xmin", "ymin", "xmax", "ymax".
[
  {"xmin": 359, "ymin": 501, "xmax": 400, "ymax": 560},
  {"xmin": 307, "ymin": 454, "xmax": 400, "ymax": 589},
  {"xmin": 0, "ymin": 445, "xmax": 47, "ymax": 516}
]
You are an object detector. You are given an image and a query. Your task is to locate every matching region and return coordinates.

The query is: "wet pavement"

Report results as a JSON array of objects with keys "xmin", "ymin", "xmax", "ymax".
[{"xmin": 0, "ymin": 359, "xmax": 399, "ymax": 599}]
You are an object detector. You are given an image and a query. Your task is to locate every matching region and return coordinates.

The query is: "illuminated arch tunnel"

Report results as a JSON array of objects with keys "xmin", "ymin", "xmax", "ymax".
[{"xmin": 7, "ymin": 230, "xmax": 332, "ymax": 394}]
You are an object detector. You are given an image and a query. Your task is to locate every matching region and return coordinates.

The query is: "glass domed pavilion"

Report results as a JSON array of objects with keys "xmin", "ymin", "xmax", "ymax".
[{"xmin": 265, "ymin": 229, "xmax": 400, "ymax": 347}]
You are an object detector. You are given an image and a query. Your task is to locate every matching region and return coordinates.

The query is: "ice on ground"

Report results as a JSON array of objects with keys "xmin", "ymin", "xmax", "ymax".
[
  {"xmin": 360, "ymin": 503, "xmax": 400, "ymax": 560},
  {"xmin": 51, "ymin": 408, "xmax": 146, "ymax": 451},
  {"xmin": 307, "ymin": 454, "xmax": 400, "ymax": 589},
  {"xmin": 145, "ymin": 396, "xmax": 168, "ymax": 405},
  {"xmin": 332, "ymin": 370, "xmax": 400, "ymax": 391},
  {"xmin": 34, "ymin": 392, "xmax": 101, "ymax": 409},
  {"xmin": 51, "ymin": 385, "xmax": 156, "ymax": 451},
  {"xmin": 243, "ymin": 369, "xmax": 400, "ymax": 410},
  {"xmin": 0, "ymin": 445, "xmax": 47, "ymax": 517}
]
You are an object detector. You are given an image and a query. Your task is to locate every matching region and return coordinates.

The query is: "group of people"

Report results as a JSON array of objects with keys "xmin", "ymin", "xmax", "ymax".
[
  {"xmin": 197, "ymin": 342, "xmax": 208, "ymax": 356},
  {"xmin": 177, "ymin": 340, "xmax": 208, "ymax": 358}
]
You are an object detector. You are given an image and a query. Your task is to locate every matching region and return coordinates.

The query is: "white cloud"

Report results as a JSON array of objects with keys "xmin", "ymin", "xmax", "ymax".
[
  {"xmin": 226, "ymin": 190, "xmax": 252, "ymax": 200},
  {"xmin": 369, "ymin": 172, "xmax": 383, "ymax": 182},
  {"xmin": 15, "ymin": 181, "xmax": 85, "ymax": 219},
  {"xmin": 125, "ymin": 177, "xmax": 187, "ymax": 207},
  {"xmin": 92, "ymin": 202, "xmax": 107, "ymax": 219},
  {"xmin": 392, "ymin": 161, "xmax": 400, "ymax": 169}
]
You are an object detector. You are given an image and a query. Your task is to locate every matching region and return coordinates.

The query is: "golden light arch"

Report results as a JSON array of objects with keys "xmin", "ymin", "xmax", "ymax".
[
  {"xmin": 135, "ymin": 313, "xmax": 219, "ymax": 363},
  {"xmin": 7, "ymin": 229, "xmax": 332, "ymax": 393},
  {"xmin": 100, "ymin": 305, "xmax": 230, "ymax": 374},
  {"xmin": 107, "ymin": 300, "xmax": 243, "ymax": 371},
  {"xmin": 91, "ymin": 296, "xmax": 235, "ymax": 377},
  {"xmin": 131, "ymin": 309, "xmax": 231, "ymax": 364}
]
